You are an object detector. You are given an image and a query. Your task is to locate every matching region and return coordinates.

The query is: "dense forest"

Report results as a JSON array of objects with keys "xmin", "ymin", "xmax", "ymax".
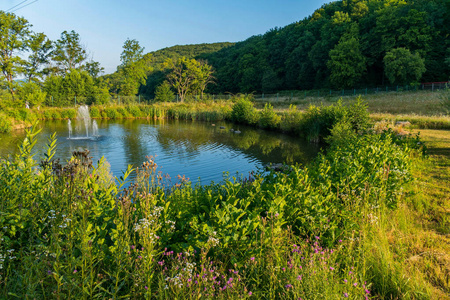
[{"xmin": 134, "ymin": 0, "xmax": 450, "ymax": 95}]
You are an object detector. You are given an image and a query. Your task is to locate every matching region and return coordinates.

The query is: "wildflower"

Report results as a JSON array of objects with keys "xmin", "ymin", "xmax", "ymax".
[
  {"xmin": 73, "ymin": 269, "xmax": 78, "ymax": 274},
  {"xmin": 248, "ymin": 291, "xmax": 252, "ymax": 296},
  {"xmin": 315, "ymin": 236, "xmax": 320, "ymax": 240},
  {"xmin": 344, "ymin": 279, "xmax": 348, "ymax": 283},
  {"xmin": 145, "ymin": 286, "xmax": 148, "ymax": 290},
  {"xmin": 330, "ymin": 267, "xmax": 334, "ymax": 271},
  {"xmin": 343, "ymin": 292, "xmax": 348, "ymax": 297},
  {"xmin": 250, "ymin": 257, "xmax": 255, "ymax": 261},
  {"xmin": 285, "ymin": 284, "xmax": 293, "ymax": 289},
  {"xmin": 338, "ymin": 239, "xmax": 342, "ymax": 243},
  {"xmin": 297, "ymin": 275, "xmax": 302, "ymax": 281},
  {"xmin": 353, "ymin": 283, "xmax": 358, "ymax": 287}
]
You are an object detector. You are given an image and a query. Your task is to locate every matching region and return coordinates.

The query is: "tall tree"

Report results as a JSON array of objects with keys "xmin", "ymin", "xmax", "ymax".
[
  {"xmin": 383, "ymin": 48, "xmax": 426, "ymax": 85},
  {"xmin": 24, "ymin": 32, "xmax": 53, "ymax": 82},
  {"xmin": 52, "ymin": 30, "xmax": 87, "ymax": 74},
  {"xmin": 0, "ymin": 11, "xmax": 30, "ymax": 97},
  {"xmin": 165, "ymin": 57, "xmax": 199, "ymax": 102},
  {"xmin": 328, "ymin": 32, "xmax": 366, "ymax": 89},
  {"xmin": 117, "ymin": 39, "xmax": 150, "ymax": 96},
  {"xmin": 193, "ymin": 60, "xmax": 215, "ymax": 99}
]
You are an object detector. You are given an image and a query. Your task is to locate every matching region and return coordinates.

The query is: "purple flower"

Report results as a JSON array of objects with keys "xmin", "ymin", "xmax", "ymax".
[
  {"xmin": 343, "ymin": 292, "xmax": 348, "ymax": 297},
  {"xmin": 145, "ymin": 286, "xmax": 148, "ymax": 290},
  {"xmin": 338, "ymin": 239, "xmax": 342, "ymax": 243},
  {"xmin": 248, "ymin": 291, "xmax": 252, "ymax": 296},
  {"xmin": 365, "ymin": 289, "xmax": 370, "ymax": 294},
  {"xmin": 131, "ymin": 245, "xmax": 135, "ymax": 250},
  {"xmin": 282, "ymin": 267, "xmax": 286, "ymax": 272},
  {"xmin": 297, "ymin": 275, "xmax": 302, "ymax": 281},
  {"xmin": 353, "ymin": 283, "xmax": 358, "ymax": 287},
  {"xmin": 250, "ymin": 257, "xmax": 255, "ymax": 261},
  {"xmin": 315, "ymin": 236, "xmax": 320, "ymax": 240},
  {"xmin": 344, "ymin": 279, "xmax": 348, "ymax": 283},
  {"xmin": 47, "ymin": 270, "xmax": 52, "ymax": 275},
  {"xmin": 330, "ymin": 267, "xmax": 335, "ymax": 271},
  {"xmin": 73, "ymin": 269, "xmax": 78, "ymax": 274},
  {"xmin": 285, "ymin": 284, "xmax": 293, "ymax": 289}
]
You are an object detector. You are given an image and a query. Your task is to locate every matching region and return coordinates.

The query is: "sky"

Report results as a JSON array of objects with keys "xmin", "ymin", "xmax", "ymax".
[{"xmin": 3, "ymin": 0, "xmax": 331, "ymax": 74}]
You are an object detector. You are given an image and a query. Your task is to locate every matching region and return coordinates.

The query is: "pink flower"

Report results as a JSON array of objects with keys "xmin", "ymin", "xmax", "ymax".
[
  {"xmin": 73, "ymin": 269, "xmax": 78, "ymax": 274},
  {"xmin": 248, "ymin": 291, "xmax": 252, "ymax": 296}
]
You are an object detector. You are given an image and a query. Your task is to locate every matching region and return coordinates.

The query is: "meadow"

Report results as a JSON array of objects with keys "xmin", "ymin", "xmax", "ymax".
[{"xmin": 0, "ymin": 93, "xmax": 449, "ymax": 299}]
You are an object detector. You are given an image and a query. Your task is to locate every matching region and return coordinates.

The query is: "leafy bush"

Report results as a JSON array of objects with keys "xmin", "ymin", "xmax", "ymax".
[
  {"xmin": 89, "ymin": 106, "xmax": 101, "ymax": 118},
  {"xmin": 280, "ymin": 105, "xmax": 302, "ymax": 134},
  {"xmin": 16, "ymin": 81, "xmax": 47, "ymax": 108},
  {"xmin": 105, "ymin": 107, "xmax": 121, "ymax": 119},
  {"xmin": 154, "ymin": 81, "xmax": 175, "ymax": 102},
  {"xmin": 126, "ymin": 105, "xmax": 143, "ymax": 117},
  {"xmin": 258, "ymin": 103, "xmax": 281, "ymax": 129},
  {"xmin": 0, "ymin": 113, "xmax": 12, "ymax": 133},
  {"xmin": 231, "ymin": 96, "xmax": 257, "ymax": 125}
]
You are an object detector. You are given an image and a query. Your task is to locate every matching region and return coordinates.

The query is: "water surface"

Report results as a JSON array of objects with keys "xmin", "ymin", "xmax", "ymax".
[{"xmin": 0, "ymin": 119, "xmax": 319, "ymax": 185}]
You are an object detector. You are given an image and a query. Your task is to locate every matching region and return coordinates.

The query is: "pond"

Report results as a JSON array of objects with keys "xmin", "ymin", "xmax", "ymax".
[{"xmin": 0, "ymin": 119, "xmax": 320, "ymax": 185}]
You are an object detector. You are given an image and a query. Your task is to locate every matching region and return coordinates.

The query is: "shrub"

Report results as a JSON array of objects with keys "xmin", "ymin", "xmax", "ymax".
[
  {"xmin": 0, "ymin": 113, "xmax": 12, "ymax": 133},
  {"xmin": 258, "ymin": 103, "xmax": 281, "ymax": 129},
  {"xmin": 231, "ymin": 96, "xmax": 257, "ymax": 125},
  {"xmin": 89, "ymin": 106, "xmax": 101, "ymax": 118},
  {"xmin": 154, "ymin": 81, "xmax": 175, "ymax": 102},
  {"xmin": 105, "ymin": 107, "xmax": 120, "ymax": 119},
  {"xmin": 126, "ymin": 105, "xmax": 143, "ymax": 118}
]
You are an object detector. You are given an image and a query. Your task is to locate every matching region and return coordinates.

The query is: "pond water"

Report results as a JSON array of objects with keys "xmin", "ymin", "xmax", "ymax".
[{"xmin": 0, "ymin": 119, "xmax": 320, "ymax": 185}]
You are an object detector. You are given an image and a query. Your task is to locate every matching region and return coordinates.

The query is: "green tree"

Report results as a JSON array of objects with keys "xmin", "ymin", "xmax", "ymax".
[
  {"xmin": 117, "ymin": 39, "xmax": 150, "ymax": 96},
  {"xmin": 328, "ymin": 35, "xmax": 366, "ymax": 88},
  {"xmin": 52, "ymin": 30, "xmax": 87, "ymax": 74},
  {"xmin": 24, "ymin": 32, "xmax": 53, "ymax": 82},
  {"xmin": 166, "ymin": 57, "xmax": 199, "ymax": 102},
  {"xmin": 192, "ymin": 60, "xmax": 215, "ymax": 99},
  {"xmin": 16, "ymin": 81, "xmax": 47, "ymax": 108},
  {"xmin": 383, "ymin": 48, "xmax": 426, "ymax": 85},
  {"xmin": 0, "ymin": 11, "xmax": 30, "ymax": 97},
  {"xmin": 154, "ymin": 81, "xmax": 174, "ymax": 102}
]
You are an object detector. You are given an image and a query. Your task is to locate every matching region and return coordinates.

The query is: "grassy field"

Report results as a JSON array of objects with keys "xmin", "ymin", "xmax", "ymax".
[{"xmin": 377, "ymin": 129, "xmax": 450, "ymax": 299}]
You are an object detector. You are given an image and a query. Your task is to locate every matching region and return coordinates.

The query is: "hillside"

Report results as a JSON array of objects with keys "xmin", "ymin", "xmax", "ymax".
[
  {"xmin": 109, "ymin": 0, "xmax": 450, "ymax": 97},
  {"xmin": 203, "ymin": 0, "xmax": 450, "ymax": 93}
]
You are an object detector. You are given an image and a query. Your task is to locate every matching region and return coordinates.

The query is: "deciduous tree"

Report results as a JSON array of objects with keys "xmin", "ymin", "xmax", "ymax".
[
  {"xmin": 383, "ymin": 47, "xmax": 426, "ymax": 85},
  {"xmin": 0, "ymin": 11, "xmax": 30, "ymax": 97}
]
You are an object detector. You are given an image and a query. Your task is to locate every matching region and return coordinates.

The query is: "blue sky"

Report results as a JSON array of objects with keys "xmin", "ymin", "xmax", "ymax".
[{"xmin": 3, "ymin": 0, "xmax": 331, "ymax": 74}]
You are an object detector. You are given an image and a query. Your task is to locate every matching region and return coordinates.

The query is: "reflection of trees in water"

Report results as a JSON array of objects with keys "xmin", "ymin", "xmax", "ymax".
[
  {"xmin": 151, "ymin": 120, "xmax": 318, "ymax": 165},
  {"xmin": 120, "ymin": 119, "xmax": 149, "ymax": 165}
]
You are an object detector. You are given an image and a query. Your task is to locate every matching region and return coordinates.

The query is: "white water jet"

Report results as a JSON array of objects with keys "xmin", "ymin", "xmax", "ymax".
[
  {"xmin": 68, "ymin": 106, "xmax": 99, "ymax": 140},
  {"xmin": 77, "ymin": 105, "xmax": 91, "ymax": 137},
  {"xmin": 68, "ymin": 119, "xmax": 72, "ymax": 139},
  {"xmin": 92, "ymin": 120, "xmax": 99, "ymax": 137}
]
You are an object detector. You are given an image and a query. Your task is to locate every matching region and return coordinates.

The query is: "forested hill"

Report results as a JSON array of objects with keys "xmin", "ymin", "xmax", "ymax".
[
  {"xmin": 201, "ymin": 0, "xmax": 450, "ymax": 94},
  {"xmin": 138, "ymin": 43, "xmax": 234, "ymax": 97}
]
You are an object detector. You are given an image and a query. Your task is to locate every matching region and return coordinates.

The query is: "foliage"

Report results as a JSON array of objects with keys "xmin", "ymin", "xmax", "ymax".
[
  {"xmin": 114, "ymin": 39, "xmax": 151, "ymax": 96},
  {"xmin": 0, "ymin": 112, "xmax": 12, "ymax": 133},
  {"xmin": 43, "ymin": 69, "xmax": 110, "ymax": 106},
  {"xmin": 24, "ymin": 32, "xmax": 53, "ymax": 82},
  {"xmin": 328, "ymin": 34, "xmax": 366, "ymax": 89},
  {"xmin": 51, "ymin": 30, "xmax": 87, "ymax": 74},
  {"xmin": 0, "ymin": 11, "xmax": 30, "ymax": 97},
  {"xmin": 16, "ymin": 81, "xmax": 47, "ymax": 108},
  {"xmin": 230, "ymin": 96, "xmax": 258, "ymax": 125},
  {"xmin": 384, "ymin": 48, "xmax": 426, "ymax": 85},
  {"xmin": 258, "ymin": 103, "xmax": 281, "ymax": 129},
  {"xmin": 154, "ymin": 81, "xmax": 174, "ymax": 102}
]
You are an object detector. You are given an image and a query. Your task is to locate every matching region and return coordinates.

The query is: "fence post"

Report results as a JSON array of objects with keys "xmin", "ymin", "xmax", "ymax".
[
  {"xmin": 304, "ymin": 91, "xmax": 306, "ymax": 98},
  {"xmin": 354, "ymin": 89, "xmax": 356, "ymax": 95},
  {"xmin": 386, "ymin": 86, "xmax": 388, "ymax": 92},
  {"xmin": 329, "ymin": 89, "xmax": 332, "ymax": 96},
  {"xmin": 176, "ymin": 94, "xmax": 179, "ymax": 102},
  {"xmin": 365, "ymin": 88, "xmax": 367, "ymax": 95},
  {"xmin": 51, "ymin": 96, "xmax": 53, "ymax": 106},
  {"xmin": 139, "ymin": 94, "xmax": 141, "ymax": 104},
  {"xmin": 376, "ymin": 87, "xmax": 378, "ymax": 93},
  {"xmin": 342, "ymin": 90, "xmax": 344, "ymax": 96},
  {"xmin": 432, "ymin": 83, "xmax": 434, "ymax": 92},
  {"xmin": 118, "ymin": 95, "xmax": 120, "ymax": 105},
  {"xmin": 262, "ymin": 93, "xmax": 264, "ymax": 99},
  {"xmin": 75, "ymin": 96, "xmax": 77, "ymax": 106},
  {"xmin": 277, "ymin": 93, "xmax": 279, "ymax": 101},
  {"xmin": 422, "ymin": 84, "xmax": 424, "ymax": 90},
  {"xmin": 396, "ymin": 86, "xmax": 398, "ymax": 92},
  {"xmin": 318, "ymin": 90, "xmax": 320, "ymax": 97}
]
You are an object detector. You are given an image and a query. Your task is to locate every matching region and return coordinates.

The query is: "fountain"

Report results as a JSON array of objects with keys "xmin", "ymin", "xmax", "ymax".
[{"xmin": 68, "ymin": 105, "xmax": 99, "ymax": 140}]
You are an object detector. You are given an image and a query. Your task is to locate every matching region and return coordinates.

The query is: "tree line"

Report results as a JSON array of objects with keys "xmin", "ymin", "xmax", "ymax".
[{"xmin": 2, "ymin": 0, "xmax": 450, "ymax": 108}]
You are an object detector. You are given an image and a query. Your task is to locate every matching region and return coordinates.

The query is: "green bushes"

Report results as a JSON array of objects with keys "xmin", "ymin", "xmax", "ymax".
[
  {"xmin": 0, "ymin": 113, "xmax": 12, "ymax": 133},
  {"xmin": 231, "ymin": 96, "xmax": 258, "ymax": 124},
  {"xmin": 258, "ymin": 103, "xmax": 280, "ymax": 129},
  {"xmin": 89, "ymin": 106, "xmax": 101, "ymax": 118}
]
